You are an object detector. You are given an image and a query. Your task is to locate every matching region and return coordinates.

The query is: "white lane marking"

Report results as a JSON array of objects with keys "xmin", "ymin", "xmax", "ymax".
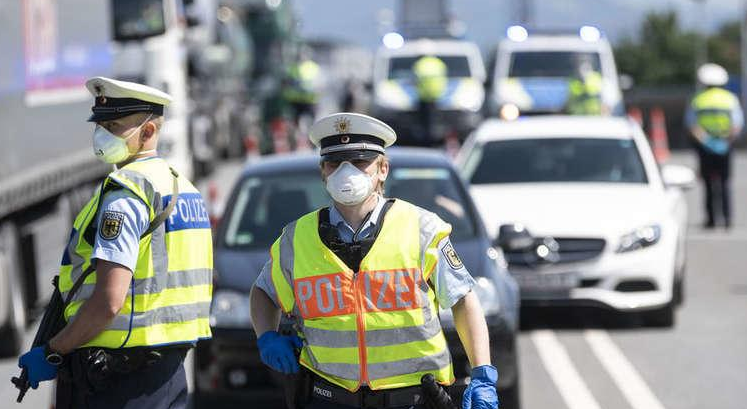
[
  {"xmin": 584, "ymin": 329, "xmax": 666, "ymax": 409},
  {"xmin": 531, "ymin": 330, "xmax": 602, "ymax": 409}
]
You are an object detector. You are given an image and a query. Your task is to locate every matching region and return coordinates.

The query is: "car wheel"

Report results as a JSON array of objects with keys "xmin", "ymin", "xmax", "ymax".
[{"xmin": 642, "ymin": 302, "xmax": 674, "ymax": 328}]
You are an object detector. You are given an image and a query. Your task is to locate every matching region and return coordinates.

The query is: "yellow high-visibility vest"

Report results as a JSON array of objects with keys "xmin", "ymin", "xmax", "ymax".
[
  {"xmin": 60, "ymin": 157, "xmax": 213, "ymax": 348},
  {"xmin": 270, "ymin": 199, "xmax": 454, "ymax": 391},
  {"xmin": 567, "ymin": 71, "xmax": 603, "ymax": 115},
  {"xmin": 284, "ymin": 60, "xmax": 320, "ymax": 104},
  {"xmin": 691, "ymin": 87, "xmax": 739, "ymax": 138},
  {"xmin": 414, "ymin": 56, "xmax": 448, "ymax": 103}
]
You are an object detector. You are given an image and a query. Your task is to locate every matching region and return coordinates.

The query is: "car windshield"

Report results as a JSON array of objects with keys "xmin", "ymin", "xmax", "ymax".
[
  {"xmin": 387, "ymin": 167, "xmax": 477, "ymax": 240},
  {"xmin": 509, "ymin": 51, "xmax": 601, "ymax": 77},
  {"xmin": 111, "ymin": 0, "xmax": 166, "ymax": 41},
  {"xmin": 388, "ymin": 56, "xmax": 472, "ymax": 79},
  {"xmin": 222, "ymin": 165, "xmax": 477, "ymax": 249},
  {"xmin": 465, "ymin": 138, "xmax": 648, "ymax": 184}
]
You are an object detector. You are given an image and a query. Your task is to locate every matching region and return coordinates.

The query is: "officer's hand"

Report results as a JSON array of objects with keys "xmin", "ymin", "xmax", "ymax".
[
  {"xmin": 703, "ymin": 136, "xmax": 729, "ymax": 155},
  {"xmin": 257, "ymin": 330, "xmax": 303, "ymax": 374},
  {"xmin": 18, "ymin": 346, "xmax": 58, "ymax": 389},
  {"xmin": 462, "ymin": 365, "xmax": 499, "ymax": 409}
]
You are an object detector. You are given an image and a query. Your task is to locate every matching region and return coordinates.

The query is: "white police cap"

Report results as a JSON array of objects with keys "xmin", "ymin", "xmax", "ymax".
[
  {"xmin": 697, "ymin": 63, "xmax": 728, "ymax": 87},
  {"xmin": 309, "ymin": 113, "xmax": 397, "ymax": 161},
  {"xmin": 85, "ymin": 76, "xmax": 173, "ymax": 122}
]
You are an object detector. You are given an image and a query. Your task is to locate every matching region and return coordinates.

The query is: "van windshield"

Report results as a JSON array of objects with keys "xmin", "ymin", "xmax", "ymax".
[
  {"xmin": 389, "ymin": 56, "xmax": 472, "ymax": 80},
  {"xmin": 509, "ymin": 52, "xmax": 601, "ymax": 77}
]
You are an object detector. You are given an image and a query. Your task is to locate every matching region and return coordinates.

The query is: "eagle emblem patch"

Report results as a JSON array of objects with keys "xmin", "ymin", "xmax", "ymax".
[
  {"xmin": 441, "ymin": 242, "xmax": 464, "ymax": 270},
  {"xmin": 99, "ymin": 211, "xmax": 125, "ymax": 240},
  {"xmin": 334, "ymin": 117, "xmax": 351, "ymax": 134}
]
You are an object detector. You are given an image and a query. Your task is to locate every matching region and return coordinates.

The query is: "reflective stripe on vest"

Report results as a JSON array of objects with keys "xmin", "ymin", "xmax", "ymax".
[
  {"xmin": 270, "ymin": 200, "xmax": 454, "ymax": 391},
  {"xmin": 59, "ymin": 157, "xmax": 213, "ymax": 348},
  {"xmin": 692, "ymin": 87, "xmax": 738, "ymax": 138}
]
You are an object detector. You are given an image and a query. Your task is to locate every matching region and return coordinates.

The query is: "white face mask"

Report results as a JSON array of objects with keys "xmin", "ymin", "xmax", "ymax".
[
  {"xmin": 325, "ymin": 161, "xmax": 377, "ymax": 206},
  {"xmin": 92, "ymin": 115, "xmax": 152, "ymax": 164}
]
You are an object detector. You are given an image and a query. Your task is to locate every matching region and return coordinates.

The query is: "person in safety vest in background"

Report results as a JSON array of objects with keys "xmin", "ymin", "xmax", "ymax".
[
  {"xmin": 414, "ymin": 55, "xmax": 448, "ymax": 143},
  {"xmin": 250, "ymin": 112, "xmax": 499, "ymax": 409},
  {"xmin": 17, "ymin": 77, "xmax": 213, "ymax": 408},
  {"xmin": 566, "ymin": 56, "xmax": 605, "ymax": 115},
  {"xmin": 686, "ymin": 63, "xmax": 744, "ymax": 229},
  {"xmin": 283, "ymin": 47, "xmax": 321, "ymax": 126}
]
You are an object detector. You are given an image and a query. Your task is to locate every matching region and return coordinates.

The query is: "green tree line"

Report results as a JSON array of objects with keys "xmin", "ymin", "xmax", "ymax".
[{"xmin": 614, "ymin": 11, "xmax": 739, "ymax": 86}]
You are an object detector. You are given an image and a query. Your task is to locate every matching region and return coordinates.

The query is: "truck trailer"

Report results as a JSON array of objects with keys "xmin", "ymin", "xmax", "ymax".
[{"xmin": 0, "ymin": 0, "xmax": 113, "ymax": 356}]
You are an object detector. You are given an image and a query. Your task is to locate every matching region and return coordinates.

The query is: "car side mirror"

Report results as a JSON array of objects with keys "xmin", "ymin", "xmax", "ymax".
[
  {"xmin": 619, "ymin": 74, "xmax": 634, "ymax": 91},
  {"xmin": 661, "ymin": 164, "xmax": 696, "ymax": 190},
  {"xmin": 495, "ymin": 223, "xmax": 534, "ymax": 252}
]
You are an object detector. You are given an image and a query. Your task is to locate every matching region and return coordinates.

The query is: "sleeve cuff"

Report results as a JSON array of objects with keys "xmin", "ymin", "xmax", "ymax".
[
  {"xmin": 440, "ymin": 276, "xmax": 476, "ymax": 309},
  {"xmin": 91, "ymin": 248, "xmax": 137, "ymax": 272}
]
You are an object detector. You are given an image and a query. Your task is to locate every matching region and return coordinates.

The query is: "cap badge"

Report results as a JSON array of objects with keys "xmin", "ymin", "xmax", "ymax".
[
  {"xmin": 334, "ymin": 117, "xmax": 351, "ymax": 134},
  {"xmin": 341, "ymin": 135, "xmax": 350, "ymax": 144},
  {"xmin": 94, "ymin": 84, "xmax": 106, "ymax": 104}
]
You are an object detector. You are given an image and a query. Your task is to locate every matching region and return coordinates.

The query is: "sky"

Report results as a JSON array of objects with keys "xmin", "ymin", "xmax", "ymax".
[{"xmin": 292, "ymin": 0, "xmax": 745, "ymax": 52}]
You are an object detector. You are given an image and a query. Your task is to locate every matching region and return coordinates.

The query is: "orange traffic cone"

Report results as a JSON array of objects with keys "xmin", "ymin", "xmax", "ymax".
[
  {"xmin": 627, "ymin": 106, "xmax": 643, "ymax": 126},
  {"xmin": 649, "ymin": 107, "xmax": 670, "ymax": 163},
  {"xmin": 270, "ymin": 117, "xmax": 291, "ymax": 154},
  {"xmin": 444, "ymin": 130, "xmax": 461, "ymax": 159},
  {"xmin": 243, "ymin": 133, "xmax": 259, "ymax": 160},
  {"xmin": 294, "ymin": 127, "xmax": 311, "ymax": 151},
  {"xmin": 207, "ymin": 181, "xmax": 220, "ymax": 230}
]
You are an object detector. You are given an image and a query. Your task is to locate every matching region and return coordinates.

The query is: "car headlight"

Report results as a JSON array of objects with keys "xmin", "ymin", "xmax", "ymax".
[
  {"xmin": 616, "ymin": 225, "xmax": 661, "ymax": 253},
  {"xmin": 473, "ymin": 276, "xmax": 501, "ymax": 316},
  {"xmin": 210, "ymin": 289, "xmax": 252, "ymax": 328},
  {"xmin": 451, "ymin": 81, "xmax": 484, "ymax": 112},
  {"xmin": 375, "ymin": 81, "xmax": 414, "ymax": 110}
]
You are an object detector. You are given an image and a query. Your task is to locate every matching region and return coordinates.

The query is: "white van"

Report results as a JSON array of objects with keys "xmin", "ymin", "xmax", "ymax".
[
  {"xmin": 371, "ymin": 38, "xmax": 486, "ymax": 145},
  {"xmin": 488, "ymin": 26, "xmax": 624, "ymax": 119}
]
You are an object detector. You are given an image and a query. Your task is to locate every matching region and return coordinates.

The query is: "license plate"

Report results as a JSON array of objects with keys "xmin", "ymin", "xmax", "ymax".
[{"xmin": 513, "ymin": 271, "xmax": 579, "ymax": 291}]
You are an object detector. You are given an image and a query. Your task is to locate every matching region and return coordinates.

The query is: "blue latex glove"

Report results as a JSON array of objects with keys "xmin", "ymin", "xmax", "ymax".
[
  {"xmin": 462, "ymin": 365, "xmax": 499, "ymax": 409},
  {"xmin": 257, "ymin": 330, "xmax": 303, "ymax": 374},
  {"xmin": 18, "ymin": 346, "xmax": 58, "ymax": 389},
  {"xmin": 703, "ymin": 136, "xmax": 729, "ymax": 155}
]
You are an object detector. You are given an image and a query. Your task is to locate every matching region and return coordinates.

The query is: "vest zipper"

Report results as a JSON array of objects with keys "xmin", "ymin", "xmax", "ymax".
[{"xmin": 352, "ymin": 269, "xmax": 369, "ymax": 386}]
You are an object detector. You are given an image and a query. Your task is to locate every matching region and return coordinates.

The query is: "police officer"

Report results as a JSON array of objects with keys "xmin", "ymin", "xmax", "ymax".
[
  {"xmin": 413, "ymin": 55, "xmax": 448, "ymax": 144},
  {"xmin": 283, "ymin": 48, "xmax": 321, "ymax": 125},
  {"xmin": 250, "ymin": 112, "xmax": 498, "ymax": 409},
  {"xmin": 686, "ymin": 63, "xmax": 744, "ymax": 229},
  {"xmin": 17, "ymin": 77, "xmax": 213, "ymax": 408},
  {"xmin": 566, "ymin": 58, "xmax": 605, "ymax": 116}
]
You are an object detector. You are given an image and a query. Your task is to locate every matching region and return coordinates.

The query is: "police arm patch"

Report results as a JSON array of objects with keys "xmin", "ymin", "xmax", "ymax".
[
  {"xmin": 99, "ymin": 211, "xmax": 125, "ymax": 240},
  {"xmin": 441, "ymin": 241, "xmax": 464, "ymax": 270}
]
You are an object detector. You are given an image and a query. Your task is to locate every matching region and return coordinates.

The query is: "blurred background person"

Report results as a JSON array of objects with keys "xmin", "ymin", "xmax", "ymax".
[
  {"xmin": 686, "ymin": 63, "xmax": 744, "ymax": 229},
  {"xmin": 283, "ymin": 46, "xmax": 321, "ymax": 128},
  {"xmin": 565, "ymin": 55, "xmax": 605, "ymax": 116},
  {"xmin": 414, "ymin": 55, "xmax": 448, "ymax": 141}
]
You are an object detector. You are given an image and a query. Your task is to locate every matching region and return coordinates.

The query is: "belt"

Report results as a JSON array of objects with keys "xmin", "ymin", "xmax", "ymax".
[
  {"xmin": 75, "ymin": 345, "xmax": 189, "ymax": 374},
  {"xmin": 311, "ymin": 376, "xmax": 425, "ymax": 408}
]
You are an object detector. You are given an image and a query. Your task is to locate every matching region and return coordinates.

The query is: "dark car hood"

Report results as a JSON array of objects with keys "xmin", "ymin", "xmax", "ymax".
[
  {"xmin": 214, "ymin": 248, "xmax": 270, "ymax": 292},
  {"xmin": 214, "ymin": 237, "xmax": 489, "ymax": 290}
]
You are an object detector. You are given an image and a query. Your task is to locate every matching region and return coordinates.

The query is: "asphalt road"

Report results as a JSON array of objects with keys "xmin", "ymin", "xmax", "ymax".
[{"xmin": 1, "ymin": 151, "xmax": 745, "ymax": 409}]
